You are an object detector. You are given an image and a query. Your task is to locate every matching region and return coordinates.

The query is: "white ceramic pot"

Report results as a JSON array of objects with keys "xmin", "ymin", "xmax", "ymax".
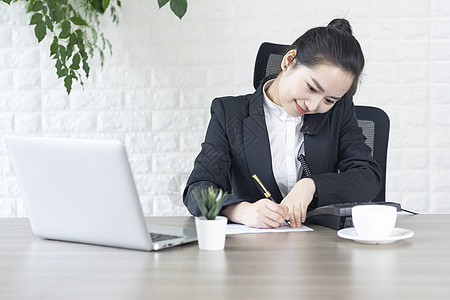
[{"xmin": 195, "ymin": 216, "xmax": 228, "ymax": 251}]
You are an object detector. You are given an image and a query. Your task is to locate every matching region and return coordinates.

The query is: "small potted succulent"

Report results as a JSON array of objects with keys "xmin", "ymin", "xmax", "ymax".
[{"xmin": 192, "ymin": 186, "xmax": 228, "ymax": 250}]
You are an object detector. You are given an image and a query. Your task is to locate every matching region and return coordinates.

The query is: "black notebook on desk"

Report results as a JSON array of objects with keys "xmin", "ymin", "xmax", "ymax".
[{"xmin": 305, "ymin": 202, "xmax": 402, "ymax": 230}]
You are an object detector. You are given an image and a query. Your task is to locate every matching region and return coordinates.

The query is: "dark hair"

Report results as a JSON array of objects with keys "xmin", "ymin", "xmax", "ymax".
[{"xmin": 290, "ymin": 18, "xmax": 364, "ymax": 97}]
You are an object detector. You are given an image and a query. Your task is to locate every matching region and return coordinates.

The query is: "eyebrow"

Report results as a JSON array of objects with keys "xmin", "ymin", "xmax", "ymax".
[{"xmin": 311, "ymin": 77, "xmax": 341, "ymax": 100}]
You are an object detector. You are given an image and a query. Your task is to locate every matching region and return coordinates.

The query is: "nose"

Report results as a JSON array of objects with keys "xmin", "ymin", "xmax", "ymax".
[{"xmin": 305, "ymin": 96, "xmax": 321, "ymax": 112}]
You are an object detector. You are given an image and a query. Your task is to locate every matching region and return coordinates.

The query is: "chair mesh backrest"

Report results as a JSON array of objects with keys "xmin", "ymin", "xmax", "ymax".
[
  {"xmin": 265, "ymin": 53, "xmax": 283, "ymax": 78},
  {"xmin": 357, "ymin": 120, "xmax": 375, "ymax": 157},
  {"xmin": 253, "ymin": 42, "xmax": 290, "ymax": 89},
  {"xmin": 354, "ymin": 106, "xmax": 390, "ymax": 203}
]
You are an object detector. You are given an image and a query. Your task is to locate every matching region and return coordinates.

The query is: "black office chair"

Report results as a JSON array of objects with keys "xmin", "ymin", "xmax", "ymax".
[{"xmin": 253, "ymin": 42, "xmax": 390, "ymax": 203}]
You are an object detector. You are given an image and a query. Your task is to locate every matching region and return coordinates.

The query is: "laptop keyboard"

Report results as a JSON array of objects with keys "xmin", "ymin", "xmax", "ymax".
[{"xmin": 150, "ymin": 232, "xmax": 182, "ymax": 242}]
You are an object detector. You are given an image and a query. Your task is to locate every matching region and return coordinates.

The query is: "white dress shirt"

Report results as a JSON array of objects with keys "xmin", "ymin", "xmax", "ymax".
[{"xmin": 263, "ymin": 80, "xmax": 304, "ymax": 198}]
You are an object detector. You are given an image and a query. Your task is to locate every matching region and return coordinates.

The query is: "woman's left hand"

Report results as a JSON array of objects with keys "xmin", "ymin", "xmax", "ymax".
[{"xmin": 280, "ymin": 178, "xmax": 316, "ymax": 227}]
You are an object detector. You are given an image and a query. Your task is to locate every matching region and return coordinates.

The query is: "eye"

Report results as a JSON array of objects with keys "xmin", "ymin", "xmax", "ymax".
[
  {"xmin": 307, "ymin": 84, "xmax": 316, "ymax": 93},
  {"xmin": 324, "ymin": 98, "xmax": 337, "ymax": 105}
]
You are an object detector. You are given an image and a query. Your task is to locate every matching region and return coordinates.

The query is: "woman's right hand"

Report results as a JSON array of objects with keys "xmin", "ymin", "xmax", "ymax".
[{"xmin": 222, "ymin": 199, "xmax": 289, "ymax": 228}]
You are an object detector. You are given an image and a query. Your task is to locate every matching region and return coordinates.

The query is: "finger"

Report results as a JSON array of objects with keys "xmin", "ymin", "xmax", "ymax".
[
  {"xmin": 289, "ymin": 206, "xmax": 301, "ymax": 228},
  {"xmin": 294, "ymin": 206, "xmax": 301, "ymax": 227},
  {"xmin": 263, "ymin": 207, "xmax": 287, "ymax": 227},
  {"xmin": 265, "ymin": 202, "xmax": 290, "ymax": 225},
  {"xmin": 259, "ymin": 215, "xmax": 284, "ymax": 228},
  {"xmin": 280, "ymin": 205, "xmax": 291, "ymax": 226},
  {"xmin": 254, "ymin": 200, "xmax": 285, "ymax": 228},
  {"xmin": 301, "ymin": 204, "xmax": 308, "ymax": 223},
  {"xmin": 265, "ymin": 201, "xmax": 288, "ymax": 215},
  {"xmin": 280, "ymin": 204, "xmax": 290, "ymax": 217},
  {"xmin": 251, "ymin": 219, "xmax": 272, "ymax": 229},
  {"xmin": 288, "ymin": 210, "xmax": 296, "ymax": 228}
]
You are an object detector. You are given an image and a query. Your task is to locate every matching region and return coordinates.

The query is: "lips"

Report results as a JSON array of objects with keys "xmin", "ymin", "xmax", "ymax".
[{"xmin": 295, "ymin": 101, "xmax": 307, "ymax": 114}]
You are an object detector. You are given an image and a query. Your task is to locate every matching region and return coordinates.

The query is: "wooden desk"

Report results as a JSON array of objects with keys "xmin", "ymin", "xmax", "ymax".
[{"xmin": 0, "ymin": 215, "xmax": 449, "ymax": 300}]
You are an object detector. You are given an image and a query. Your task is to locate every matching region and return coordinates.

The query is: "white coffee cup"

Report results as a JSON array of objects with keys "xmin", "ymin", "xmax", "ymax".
[{"xmin": 352, "ymin": 205, "xmax": 397, "ymax": 239}]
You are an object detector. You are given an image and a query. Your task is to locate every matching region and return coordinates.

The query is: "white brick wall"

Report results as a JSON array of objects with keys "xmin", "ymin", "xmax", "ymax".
[{"xmin": 0, "ymin": 0, "xmax": 449, "ymax": 217}]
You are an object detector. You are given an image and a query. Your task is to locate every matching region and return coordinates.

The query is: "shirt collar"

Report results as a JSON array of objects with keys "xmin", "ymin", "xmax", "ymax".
[{"xmin": 262, "ymin": 79, "xmax": 302, "ymax": 122}]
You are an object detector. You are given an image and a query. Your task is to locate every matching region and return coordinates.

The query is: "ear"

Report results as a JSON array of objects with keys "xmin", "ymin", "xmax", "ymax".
[{"xmin": 281, "ymin": 49, "xmax": 297, "ymax": 71}]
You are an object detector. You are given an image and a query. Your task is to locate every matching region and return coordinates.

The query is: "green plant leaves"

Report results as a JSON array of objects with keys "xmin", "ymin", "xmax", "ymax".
[
  {"xmin": 70, "ymin": 53, "xmax": 81, "ymax": 70},
  {"xmin": 59, "ymin": 44, "xmax": 67, "ymax": 62},
  {"xmin": 55, "ymin": 59, "xmax": 66, "ymax": 77},
  {"xmin": 59, "ymin": 20, "xmax": 71, "ymax": 39},
  {"xmin": 44, "ymin": 15, "xmax": 53, "ymax": 30},
  {"xmin": 170, "ymin": 0, "xmax": 187, "ymax": 19},
  {"xmin": 70, "ymin": 16, "xmax": 88, "ymax": 26},
  {"xmin": 90, "ymin": 0, "xmax": 105, "ymax": 13},
  {"xmin": 53, "ymin": 7, "xmax": 64, "ymax": 23},
  {"xmin": 50, "ymin": 37, "xmax": 59, "ymax": 56},
  {"xmin": 64, "ymin": 75, "xmax": 73, "ymax": 94},
  {"xmin": 29, "ymin": 3, "xmax": 51, "ymax": 43},
  {"xmin": 192, "ymin": 186, "xmax": 227, "ymax": 220},
  {"xmin": 68, "ymin": 32, "xmax": 77, "ymax": 45},
  {"xmin": 82, "ymin": 53, "xmax": 90, "ymax": 78},
  {"xmin": 102, "ymin": 0, "xmax": 110, "ymax": 10},
  {"xmin": 30, "ymin": 1, "xmax": 44, "ymax": 12},
  {"xmin": 158, "ymin": 0, "xmax": 169, "ymax": 8},
  {"xmin": 158, "ymin": 0, "xmax": 187, "ymax": 19},
  {"xmin": 34, "ymin": 20, "xmax": 46, "ymax": 42},
  {"xmin": 4, "ymin": 0, "xmax": 181, "ymax": 94},
  {"xmin": 30, "ymin": 13, "xmax": 43, "ymax": 25},
  {"xmin": 46, "ymin": 0, "xmax": 57, "ymax": 10}
]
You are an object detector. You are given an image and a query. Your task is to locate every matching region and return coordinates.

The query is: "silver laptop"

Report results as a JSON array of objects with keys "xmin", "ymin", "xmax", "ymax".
[{"xmin": 5, "ymin": 136, "xmax": 197, "ymax": 251}]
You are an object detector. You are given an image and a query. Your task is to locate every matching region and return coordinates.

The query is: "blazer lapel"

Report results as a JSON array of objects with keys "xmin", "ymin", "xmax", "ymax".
[{"xmin": 243, "ymin": 86, "xmax": 283, "ymax": 202}]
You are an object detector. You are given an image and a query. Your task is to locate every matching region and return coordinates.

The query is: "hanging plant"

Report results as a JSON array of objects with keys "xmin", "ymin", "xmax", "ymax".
[
  {"xmin": 1, "ymin": 0, "xmax": 188, "ymax": 94},
  {"xmin": 158, "ymin": 0, "xmax": 187, "ymax": 19}
]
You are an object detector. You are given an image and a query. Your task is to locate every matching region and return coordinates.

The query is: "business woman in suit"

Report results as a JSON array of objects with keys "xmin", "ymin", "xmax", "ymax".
[{"xmin": 183, "ymin": 19, "xmax": 381, "ymax": 228}]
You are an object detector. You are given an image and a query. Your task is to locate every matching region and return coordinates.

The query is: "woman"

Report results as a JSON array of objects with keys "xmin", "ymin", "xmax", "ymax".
[{"xmin": 183, "ymin": 19, "xmax": 381, "ymax": 229}]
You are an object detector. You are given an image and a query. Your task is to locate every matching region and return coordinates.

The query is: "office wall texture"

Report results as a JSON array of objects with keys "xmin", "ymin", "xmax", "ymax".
[{"xmin": 0, "ymin": 0, "xmax": 449, "ymax": 217}]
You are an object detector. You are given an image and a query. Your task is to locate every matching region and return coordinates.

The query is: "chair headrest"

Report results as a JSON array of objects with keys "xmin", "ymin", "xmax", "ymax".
[{"xmin": 253, "ymin": 42, "xmax": 291, "ymax": 89}]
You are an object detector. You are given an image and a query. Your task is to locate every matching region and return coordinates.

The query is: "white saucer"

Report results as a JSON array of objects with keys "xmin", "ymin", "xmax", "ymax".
[{"xmin": 337, "ymin": 227, "xmax": 414, "ymax": 244}]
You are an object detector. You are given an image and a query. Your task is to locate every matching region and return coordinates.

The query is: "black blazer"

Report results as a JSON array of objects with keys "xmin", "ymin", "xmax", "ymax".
[{"xmin": 183, "ymin": 80, "xmax": 382, "ymax": 216}]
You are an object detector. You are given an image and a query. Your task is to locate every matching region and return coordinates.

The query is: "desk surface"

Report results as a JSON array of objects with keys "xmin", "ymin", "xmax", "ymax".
[{"xmin": 1, "ymin": 215, "xmax": 449, "ymax": 300}]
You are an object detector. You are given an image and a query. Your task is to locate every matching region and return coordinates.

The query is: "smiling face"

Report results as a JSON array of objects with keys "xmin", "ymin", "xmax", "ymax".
[{"xmin": 266, "ymin": 51, "xmax": 354, "ymax": 117}]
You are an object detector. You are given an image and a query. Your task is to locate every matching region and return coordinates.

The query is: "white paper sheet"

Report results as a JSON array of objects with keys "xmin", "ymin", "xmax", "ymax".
[{"xmin": 226, "ymin": 223, "xmax": 313, "ymax": 235}]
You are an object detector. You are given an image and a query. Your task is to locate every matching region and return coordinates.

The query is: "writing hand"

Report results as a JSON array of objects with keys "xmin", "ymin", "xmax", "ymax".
[
  {"xmin": 280, "ymin": 178, "xmax": 316, "ymax": 227},
  {"xmin": 222, "ymin": 199, "xmax": 289, "ymax": 229}
]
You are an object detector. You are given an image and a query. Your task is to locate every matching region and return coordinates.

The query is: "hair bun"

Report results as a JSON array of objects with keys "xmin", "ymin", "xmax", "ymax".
[{"xmin": 327, "ymin": 18, "xmax": 353, "ymax": 35}]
